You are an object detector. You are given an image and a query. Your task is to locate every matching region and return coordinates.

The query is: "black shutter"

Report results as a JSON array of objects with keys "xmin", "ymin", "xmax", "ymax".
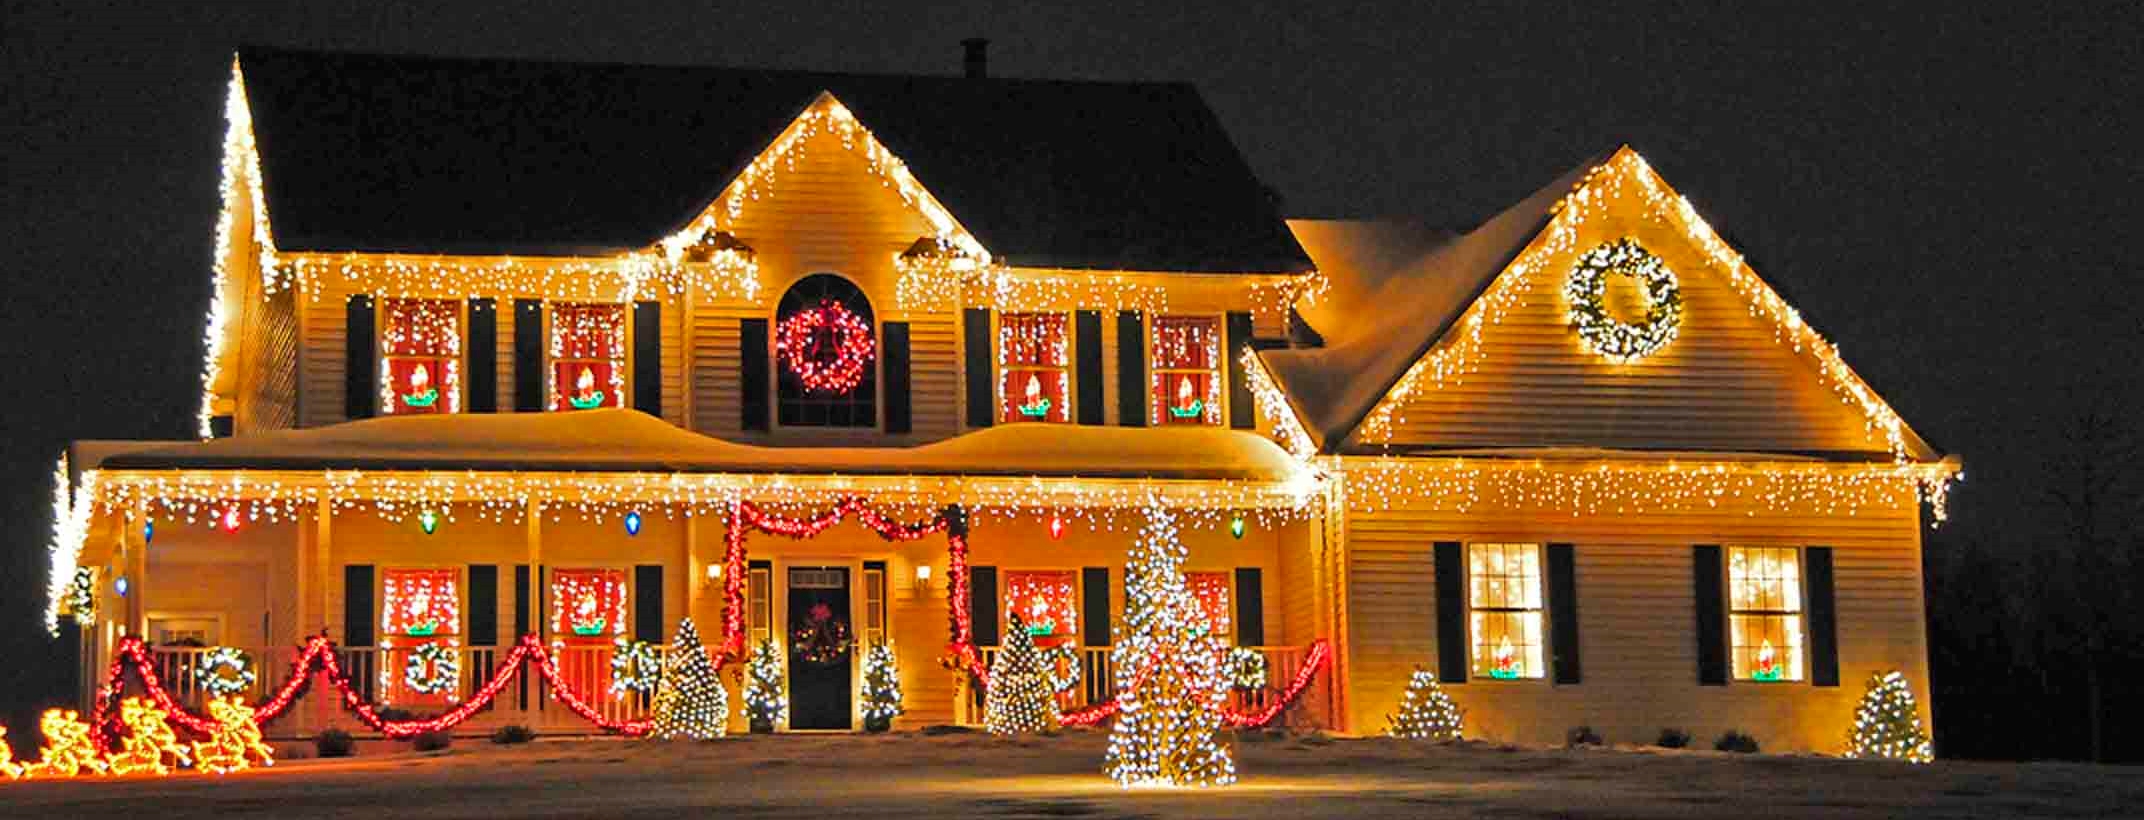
[
  {"xmin": 467, "ymin": 298, "xmax": 497, "ymax": 412},
  {"xmin": 467, "ymin": 565, "xmax": 499, "ymax": 646},
  {"xmin": 1075, "ymin": 310, "xmax": 1104, "ymax": 425},
  {"xmin": 1234, "ymin": 568, "xmax": 1265, "ymax": 647},
  {"xmin": 1807, "ymin": 547, "xmax": 1839, "ymax": 687},
  {"xmin": 513, "ymin": 300, "xmax": 545, "ymax": 412},
  {"xmin": 883, "ymin": 321, "xmax": 912, "ymax": 433},
  {"xmin": 1547, "ymin": 544, "xmax": 1581, "ymax": 684},
  {"xmin": 635, "ymin": 564, "xmax": 664, "ymax": 643},
  {"xmin": 1116, "ymin": 311, "xmax": 1146, "ymax": 427},
  {"xmin": 344, "ymin": 295, "xmax": 376, "ymax": 420},
  {"xmin": 513, "ymin": 565, "xmax": 531, "ymax": 637},
  {"xmin": 970, "ymin": 565, "xmax": 1000, "ymax": 646},
  {"xmin": 1694, "ymin": 545, "xmax": 1728, "ymax": 686},
  {"xmin": 1081, "ymin": 567, "xmax": 1111, "ymax": 647},
  {"xmin": 1226, "ymin": 311, "xmax": 1255, "ymax": 429},
  {"xmin": 739, "ymin": 318, "xmax": 769, "ymax": 431},
  {"xmin": 632, "ymin": 301, "xmax": 661, "ymax": 416},
  {"xmin": 1434, "ymin": 542, "xmax": 1467, "ymax": 682},
  {"xmin": 343, "ymin": 564, "xmax": 375, "ymax": 647},
  {"xmin": 208, "ymin": 415, "xmax": 234, "ymax": 439},
  {"xmin": 963, "ymin": 308, "xmax": 994, "ymax": 428}
]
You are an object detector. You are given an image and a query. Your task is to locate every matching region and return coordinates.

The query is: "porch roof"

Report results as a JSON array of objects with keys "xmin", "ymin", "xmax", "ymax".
[{"xmin": 83, "ymin": 409, "xmax": 1303, "ymax": 483}]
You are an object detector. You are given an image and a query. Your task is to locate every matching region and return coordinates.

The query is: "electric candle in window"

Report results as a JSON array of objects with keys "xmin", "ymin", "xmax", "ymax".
[
  {"xmin": 1151, "ymin": 316, "xmax": 1220, "ymax": 425},
  {"xmin": 550, "ymin": 303, "xmax": 627, "ymax": 411},
  {"xmin": 998, "ymin": 313, "xmax": 1069, "ymax": 423},
  {"xmin": 1003, "ymin": 570, "xmax": 1077, "ymax": 643},
  {"xmin": 551, "ymin": 569, "xmax": 628, "ymax": 641},
  {"xmin": 381, "ymin": 568, "xmax": 461, "ymax": 638},
  {"xmin": 379, "ymin": 299, "xmax": 462, "ymax": 415}
]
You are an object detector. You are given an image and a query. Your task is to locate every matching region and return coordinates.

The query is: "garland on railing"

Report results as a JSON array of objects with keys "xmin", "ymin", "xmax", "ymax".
[
  {"xmin": 89, "ymin": 633, "xmax": 653, "ymax": 749},
  {"xmin": 1059, "ymin": 640, "xmax": 1331, "ymax": 729}
]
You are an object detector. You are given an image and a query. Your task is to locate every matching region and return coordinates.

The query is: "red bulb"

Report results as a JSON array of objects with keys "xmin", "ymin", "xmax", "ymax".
[
  {"xmin": 219, "ymin": 507, "xmax": 242, "ymax": 533},
  {"xmin": 1048, "ymin": 515, "xmax": 1066, "ymax": 540}
]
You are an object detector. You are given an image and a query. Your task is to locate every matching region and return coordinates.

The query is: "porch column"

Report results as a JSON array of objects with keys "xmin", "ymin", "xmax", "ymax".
[
  {"xmin": 124, "ymin": 501, "xmax": 147, "ymax": 637},
  {"xmin": 313, "ymin": 498, "xmax": 332, "ymax": 639},
  {"xmin": 526, "ymin": 500, "xmax": 543, "ymax": 643}
]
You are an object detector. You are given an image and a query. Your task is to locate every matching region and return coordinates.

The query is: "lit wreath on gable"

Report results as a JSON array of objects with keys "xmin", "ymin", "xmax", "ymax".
[
  {"xmin": 776, "ymin": 298, "xmax": 876, "ymax": 395},
  {"xmin": 1564, "ymin": 238, "xmax": 1683, "ymax": 362}
]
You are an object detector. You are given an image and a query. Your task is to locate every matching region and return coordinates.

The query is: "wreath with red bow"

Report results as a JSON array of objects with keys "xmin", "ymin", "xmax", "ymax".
[
  {"xmin": 776, "ymin": 298, "xmax": 875, "ymax": 395},
  {"xmin": 790, "ymin": 603, "xmax": 855, "ymax": 666}
]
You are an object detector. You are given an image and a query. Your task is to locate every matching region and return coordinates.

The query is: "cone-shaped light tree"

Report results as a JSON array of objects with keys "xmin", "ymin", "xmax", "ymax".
[
  {"xmin": 861, "ymin": 641, "xmax": 904, "ymax": 732},
  {"xmin": 1104, "ymin": 506, "xmax": 1236, "ymax": 788},
  {"xmin": 648, "ymin": 617, "xmax": 729, "ymax": 740},
  {"xmin": 745, "ymin": 638, "xmax": 788, "ymax": 733},
  {"xmin": 1846, "ymin": 670, "xmax": 1933, "ymax": 763},
  {"xmin": 986, "ymin": 613, "xmax": 1061, "ymax": 735},
  {"xmin": 1386, "ymin": 667, "xmax": 1464, "ymax": 740}
]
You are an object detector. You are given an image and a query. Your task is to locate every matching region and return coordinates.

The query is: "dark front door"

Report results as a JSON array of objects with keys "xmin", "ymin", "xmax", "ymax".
[{"xmin": 786, "ymin": 566, "xmax": 853, "ymax": 729}]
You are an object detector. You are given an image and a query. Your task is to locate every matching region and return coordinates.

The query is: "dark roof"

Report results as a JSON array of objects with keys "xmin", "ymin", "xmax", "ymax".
[
  {"xmin": 1262, "ymin": 151, "xmax": 1610, "ymax": 451},
  {"xmin": 236, "ymin": 47, "xmax": 1313, "ymax": 273}
]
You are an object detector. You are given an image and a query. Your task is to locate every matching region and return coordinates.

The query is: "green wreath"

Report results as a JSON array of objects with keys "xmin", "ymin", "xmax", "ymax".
[
  {"xmin": 404, "ymin": 642, "xmax": 459, "ymax": 695},
  {"xmin": 196, "ymin": 646, "xmax": 256, "ymax": 698},
  {"xmin": 1226, "ymin": 647, "xmax": 1268, "ymax": 691},
  {"xmin": 609, "ymin": 638, "xmax": 661, "ymax": 696},
  {"xmin": 1564, "ymin": 238, "xmax": 1682, "ymax": 362}
]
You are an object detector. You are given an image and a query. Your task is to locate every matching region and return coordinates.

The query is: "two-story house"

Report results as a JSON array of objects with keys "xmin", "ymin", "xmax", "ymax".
[{"xmin": 46, "ymin": 46, "xmax": 1957, "ymax": 749}]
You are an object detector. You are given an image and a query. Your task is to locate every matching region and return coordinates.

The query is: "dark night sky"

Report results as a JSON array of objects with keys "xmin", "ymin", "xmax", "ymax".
[{"xmin": 1, "ymin": 1, "xmax": 2139, "ymax": 656}]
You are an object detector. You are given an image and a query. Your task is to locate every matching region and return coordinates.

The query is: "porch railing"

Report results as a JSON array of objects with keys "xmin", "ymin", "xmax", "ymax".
[{"xmin": 960, "ymin": 645, "xmax": 1314, "ymax": 725}]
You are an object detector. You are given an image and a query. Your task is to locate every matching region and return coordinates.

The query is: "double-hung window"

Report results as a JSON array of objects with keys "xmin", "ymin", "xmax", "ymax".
[
  {"xmin": 1186, "ymin": 571, "xmax": 1233, "ymax": 639},
  {"xmin": 999, "ymin": 313, "xmax": 1070, "ymax": 423},
  {"xmin": 380, "ymin": 298, "xmax": 462, "ymax": 414},
  {"xmin": 1468, "ymin": 543, "xmax": 1545, "ymax": 680},
  {"xmin": 1151, "ymin": 316, "xmax": 1222, "ymax": 425},
  {"xmin": 1003, "ymin": 570, "xmax": 1078, "ymax": 644},
  {"xmin": 1728, "ymin": 546, "xmax": 1805, "ymax": 682},
  {"xmin": 549, "ymin": 303, "xmax": 628, "ymax": 411}
]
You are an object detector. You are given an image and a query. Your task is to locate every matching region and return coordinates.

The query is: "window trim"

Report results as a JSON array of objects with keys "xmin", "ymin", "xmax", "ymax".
[
  {"xmin": 1464, "ymin": 541, "xmax": 1548, "ymax": 682},
  {"xmin": 377, "ymin": 297, "xmax": 467, "ymax": 416},
  {"xmin": 1724, "ymin": 544, "xmax": 1809, "ymax": 684},
  {"xmin": 771, "ymin": 273, "xmax": 879, "ymax": 430},
  {"xmin": 1148, "ymin": 313, "xmax": 1226, "ymax": 426},
  {"xmin": 995, "ymin": 311, "xmax": 1075, "ymax": 424},
  {"xmin": 544, "ymin": 301, "xmax": 633, "ymax": 412}
]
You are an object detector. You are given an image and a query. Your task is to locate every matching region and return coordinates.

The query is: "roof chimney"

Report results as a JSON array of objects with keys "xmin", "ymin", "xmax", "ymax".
[{"xmin": 962, "ymin": 38, "xmax": 989, "ymax": 79}]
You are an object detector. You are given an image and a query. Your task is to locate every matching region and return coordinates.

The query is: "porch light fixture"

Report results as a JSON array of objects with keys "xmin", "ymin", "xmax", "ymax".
[{"xmin": 914, "ymin": 564, "xmax": 933, "ymax": 591}]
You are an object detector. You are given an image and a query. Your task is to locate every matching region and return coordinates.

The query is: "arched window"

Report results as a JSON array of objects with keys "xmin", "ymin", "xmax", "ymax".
[{"xmin": 775, "ymin": 273, "xmax": 877, "ymax": 428}]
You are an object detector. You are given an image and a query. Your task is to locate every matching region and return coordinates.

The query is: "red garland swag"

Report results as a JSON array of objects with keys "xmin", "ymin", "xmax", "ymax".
[{"xmin": 776, "ymin": 298, "xmax": 875, "ymax": 394}]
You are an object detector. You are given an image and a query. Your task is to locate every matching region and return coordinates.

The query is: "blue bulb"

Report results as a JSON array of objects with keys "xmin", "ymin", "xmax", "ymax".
[
  {"xmin": 142, "ymin": 520, "xmax": 154, "ymax": 543},
  {"xmin": 115, "ymin": 577, "xmax": 129, "ymax": 597},
  {"xmin": 624, "ymin": 511, "xmax": 643, "ymax": 536}
]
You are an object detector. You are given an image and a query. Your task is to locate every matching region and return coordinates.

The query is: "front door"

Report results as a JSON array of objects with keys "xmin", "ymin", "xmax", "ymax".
[{"xmin": 786, "ymin": 566, "xmax": 853, "ymax": 729}]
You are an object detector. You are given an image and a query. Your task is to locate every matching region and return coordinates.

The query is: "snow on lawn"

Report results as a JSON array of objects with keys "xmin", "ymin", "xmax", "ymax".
[{"xmin": 5, "ymin": 729, "xmax": 2141, "ymax": 819}]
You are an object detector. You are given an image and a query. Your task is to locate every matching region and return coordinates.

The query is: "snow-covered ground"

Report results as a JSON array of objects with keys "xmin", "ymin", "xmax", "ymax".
[{"xmin": 6, "ymin": 729, "xmax": 2140, "ymax": 819}]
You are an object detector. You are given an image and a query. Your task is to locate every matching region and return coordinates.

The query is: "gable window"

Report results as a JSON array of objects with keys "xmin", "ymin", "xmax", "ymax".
[
  {"xmin": 1004, "ymin": 570, "xmax": 1078, "ymax": 644},
  {"xmin": 1186, "ymin": 571, "xmax": 1233, "ymax": 638},
  {"xmin": 380, "ymin": 298, "xmax": 462, "ymax": 414},
  {"xmin": 776, "ymin": 274, "xmax": 877, "ymax": 428},
  {"xmin": 1151, "ymin": 316, "xmax": 1221, "ymax": 425},
  {"xmin": 549, "ymin": 303, "xmax": 628, "ymax": 411},
  {"xmin": 1468, "ymin": 543, "xmax": 1544, "ymax": 680},
  {"xmin": 1728, "ymin": 546, "xmax": 1805, "ymax": 682},
  {"xmin": 999, "ymin": 313, "xmax": 1070, "ymax": 423},
  {"xmin": 550, "ymin": 568, "xmax": 628, "ymax": 642}
]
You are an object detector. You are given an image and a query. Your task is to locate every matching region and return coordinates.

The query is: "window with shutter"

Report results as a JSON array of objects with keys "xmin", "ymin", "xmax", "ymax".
[
  {"xmin": 998, "ymin": 313, "xmax": 1071, "ymax": 423},
  {"xmin": 379, "ymin": 298, "xmax": 463, "ymax": 415},
  {"xmin": 548, "ymin": 303, "xmax": 629, "ymax": 411},
  {"xmin": 1727, "ymin": 546, "xmax": 1806, "ymax": 682},
  {"xmin": 1467, "ymin": 543, "xmax": 1546, "ymax": 680},
  {"xmin": 1151, "ymin": 316, "xmax": 1222, "ymax": 425}
]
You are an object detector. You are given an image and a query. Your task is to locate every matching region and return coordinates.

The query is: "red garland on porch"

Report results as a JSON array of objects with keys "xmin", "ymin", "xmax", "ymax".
[
  {"xmin": 89, "ymin": 633, "xmax": 654, "ymax": 749},
  {"xmin": 1059, "ymin": 639, "xmax": 1332, "ymax": 729}
]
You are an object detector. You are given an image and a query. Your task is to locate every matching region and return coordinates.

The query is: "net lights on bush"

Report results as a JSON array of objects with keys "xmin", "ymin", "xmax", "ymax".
[
  {"xmin": 1105, "ymin": 506, "xmax": 1236, "ymax": 788},
  {"xmin": 985, "ymin": 613, "xmax": 1062, "ymax": 736},
  {"xmin": 1386, "ymin": 667, "xmax": 1464, "ymax": 741},
  {"xmin": 777, "ymin": 297, "xmax": 875, "ymax": 395},
  {"xmin": 1846, "ymin": 670, "xmax": 1933, "ymax": 763},
  {"xmin": 647, "ymin": 618, "xmax": 729, "ymax": 740}
]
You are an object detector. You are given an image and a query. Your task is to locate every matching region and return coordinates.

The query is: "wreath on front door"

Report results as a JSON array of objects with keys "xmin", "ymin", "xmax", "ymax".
[{"xmin": 789, "ymin": 603, "xmax": 854, "ymax": 666}]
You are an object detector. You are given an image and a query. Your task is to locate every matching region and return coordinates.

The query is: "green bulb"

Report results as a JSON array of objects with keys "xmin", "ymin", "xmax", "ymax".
[
  {"xmin": 419, "ymin": 509, "xmax": 439, "ymax": 535},
  {"xmin": 1229, "ymin": 514, "xmax": 1246, "ymax": 539}
]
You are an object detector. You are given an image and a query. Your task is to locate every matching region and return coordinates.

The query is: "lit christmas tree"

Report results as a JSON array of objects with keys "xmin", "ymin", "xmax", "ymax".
[
  {"xmin": 192, "ymin": 697, "xmax": 275, "ymax": 774},
  {"xmin": 1846, "ymin": 670, "xmax": 1933, "ymax": 763},
  {"xmin": 745, "ymin": 638, "xmax": 788, "ymax": 733},
  {"xmin": 1385, "ymin": 667, "xmax": 1464, "ymax": 741},
  {"xmin": 985, "ymin": 613, "xmax": 1061, "ymax": 735},
  {"xmin": 1105, "ymin": 506, "xmax": 1236, "ymax": 788},
  {"xmin": 860, "ymin": 641, "xmax": 904, "ymax": 733},
  {"xmin": 109, "ymin": 697, "xmax": 192, "ymax": 776},
  {"xmin": 647, "ymin": 618, "xmax": 728, "ymax": 740}
]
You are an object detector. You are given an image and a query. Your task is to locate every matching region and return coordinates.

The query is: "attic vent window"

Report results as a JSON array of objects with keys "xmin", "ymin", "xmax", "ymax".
[
  {"xmin": 893, "ymin": 236, "xmax": 984, "ymax": 308},
  {"xmin": 681, "ymin": 230, "xmax": 756, "ymax": 266}
]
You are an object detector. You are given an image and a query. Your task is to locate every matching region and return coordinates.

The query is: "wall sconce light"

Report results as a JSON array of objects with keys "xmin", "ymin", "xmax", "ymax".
[
  {"xmin": 913, "ymin": 564, "xmax": 933, "ymax": 591},
  {"xmin": 702, "ymin": 563, "xmax": 722, "ymax": 589}
]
